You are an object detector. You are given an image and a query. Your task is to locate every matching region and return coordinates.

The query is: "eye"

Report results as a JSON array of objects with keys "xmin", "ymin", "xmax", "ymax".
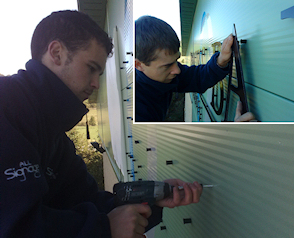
[
  {"xmin": 165, "ymin": 63, "xmax": 174, "ymax": 69},
  {"xmin": 88, "ymin": 65, "xmax": 96, "ymax": 73}
]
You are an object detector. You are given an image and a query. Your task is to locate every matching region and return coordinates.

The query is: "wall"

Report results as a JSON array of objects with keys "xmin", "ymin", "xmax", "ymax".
[
  {"xmin": 97, "ymin": 0, "xmax": 134, "ymax": 182},
  {"xmin": 93, "ymin": 1, "xmax": 294, "ymax": 238},
  {"xmin": 131, "ymin": 123, "xmax": 294, "ymax": 238},
  {"xmin": 185, "ymin": 0, "xmax": 294, "ymax": 122}
]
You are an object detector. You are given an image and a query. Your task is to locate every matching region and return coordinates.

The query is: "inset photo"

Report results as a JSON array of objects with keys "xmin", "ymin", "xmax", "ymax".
[{"xmin": 134, "ymin": 0, "xmax": 294, "ymax": 123}]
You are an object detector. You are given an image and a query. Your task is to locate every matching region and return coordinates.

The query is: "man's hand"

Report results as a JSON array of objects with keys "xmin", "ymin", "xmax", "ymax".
[
  {"xmin": 107, "ymin": 204, "xmax": 151, "ymax": 238},
  {"xmin": 234, "ymin": 101, "xmax": 256, "ymax": 122},
  {"xmin": 155, "ymin": 179, "xmax": 203, "ymax": 208},
  {"xmin": 217, "ymin": 34, "xmax": 234, "ymax": 68}
]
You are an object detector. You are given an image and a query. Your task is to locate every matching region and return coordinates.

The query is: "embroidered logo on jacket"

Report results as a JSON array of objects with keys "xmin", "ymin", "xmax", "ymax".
[
  {"xmin": 46, "ymin": 167, "xmax": 58, "ymax": 180},
  {"xmin": 4, "ymin": 161, "xmax": 41, "ymax": 182}
]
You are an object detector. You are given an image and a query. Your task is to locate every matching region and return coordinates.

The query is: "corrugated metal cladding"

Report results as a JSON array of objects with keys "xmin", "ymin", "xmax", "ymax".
[
  {"xmin": 183, "ymin": 0, "xmax": 294, "ymax": 122},
  {"xmin": 122, "ymin": 0, "xmax": 134, "ymax": 180},
  {"xmin": 94, "ymin": 0, "xmax": 134, "ymax": 179},
  {"xmin": 131, "ymin": 124, "xmax": 294, "ymax": 238}
]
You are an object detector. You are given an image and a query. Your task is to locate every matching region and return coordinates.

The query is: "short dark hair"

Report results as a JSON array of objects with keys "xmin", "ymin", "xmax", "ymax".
[
  {"xmin": 135, "ymin": 16, "xmax": 180, "ymax": 66},
  {"xmin": 31, "ymin": 10, "xmax": 113, "ymax": 61}
]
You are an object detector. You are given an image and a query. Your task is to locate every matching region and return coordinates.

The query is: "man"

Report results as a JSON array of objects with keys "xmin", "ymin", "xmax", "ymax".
[
  {"xmin": 0, "ymin": 10, "xmax": 202, "ymax": 238},
  {"xmin": 135, "ymin": 16, "xmax": 239, "ymax": 122}
]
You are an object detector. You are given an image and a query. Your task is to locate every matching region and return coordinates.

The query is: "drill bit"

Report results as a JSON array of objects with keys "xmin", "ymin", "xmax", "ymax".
[
  {"xmin": 202, "ymin": 184, "xmax": 214, "ymax": 188},
  {"xmin": 177, "ymin": 184, "xmax": 214, "ymax": 190}
]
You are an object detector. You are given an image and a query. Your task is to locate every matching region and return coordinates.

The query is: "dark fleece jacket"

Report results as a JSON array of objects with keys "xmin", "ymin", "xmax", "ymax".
[
  {"xmin": 135, "ymin": 52, "xmax": 229, "ymax": 122},
  {"xmin": 0, "ymin": 60, "xmax": 162, "ymax": 237}
]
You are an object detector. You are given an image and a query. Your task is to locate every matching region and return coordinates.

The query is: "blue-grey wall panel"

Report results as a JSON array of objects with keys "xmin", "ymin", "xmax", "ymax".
[
  {"xmin": 185, "ymin": 0, "xmax": 294, "ymax": 122},
  {"xmin": 123, "ymin": 70, "xmax": 134, "ymax": 179},
  {"xmin": 246, "ymin": 83, "xmax": 294, "ymax": 122},
  {"xmin": 122, "ymin": 0, "xmax": 133, "ymax": 88}
]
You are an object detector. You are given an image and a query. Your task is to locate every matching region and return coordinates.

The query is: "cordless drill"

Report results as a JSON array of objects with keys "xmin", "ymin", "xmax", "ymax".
[
  {"xmin": 113, "ymin": 180, "xmax": 212, "ymax": 207},
  {"xmin": 113, "ymin": 181, "xmax": 173, "ymax": 207}
]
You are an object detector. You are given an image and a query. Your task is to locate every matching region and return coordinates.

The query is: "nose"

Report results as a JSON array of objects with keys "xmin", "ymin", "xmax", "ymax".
[
  {"xmin": 170, "ymin": 62, "xmax": 181, "ymax": 75},
  {"xmin": 91, "ymin": 75, "xmax": 100, "ymax": 89}
]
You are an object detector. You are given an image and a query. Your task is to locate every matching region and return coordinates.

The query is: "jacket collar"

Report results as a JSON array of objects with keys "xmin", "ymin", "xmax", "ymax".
[{"xmin": 23, "ymin": 59, "xmax": 88, "ymax": 133}]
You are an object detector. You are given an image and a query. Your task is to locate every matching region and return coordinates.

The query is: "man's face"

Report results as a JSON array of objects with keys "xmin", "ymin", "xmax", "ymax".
[
  {"xmin": 136, "ymin": 49, "xmax": 181, "ymax": 83},
  {"xmin": 60, "ymin": 39, "xmax": 108, "ymax": 101}
]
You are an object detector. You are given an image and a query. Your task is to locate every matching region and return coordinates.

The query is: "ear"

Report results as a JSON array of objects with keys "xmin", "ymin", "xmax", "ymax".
[
  {"xmin": 135, "ymin": 58, "xmax": 145, "ymax": 72},
  {"xmin": 46, "ymin": 41, "xmax": 65, "ymax": 66}
]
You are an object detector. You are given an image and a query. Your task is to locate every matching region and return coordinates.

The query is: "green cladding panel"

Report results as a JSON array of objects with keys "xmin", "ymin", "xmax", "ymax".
[
  {"xmin": 131, "ymin": 124, "xmax": 294, "ymax": 238},
  {"xmin": 183, "ymin": 0, "xmax": 294, "ymax": 122}
]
